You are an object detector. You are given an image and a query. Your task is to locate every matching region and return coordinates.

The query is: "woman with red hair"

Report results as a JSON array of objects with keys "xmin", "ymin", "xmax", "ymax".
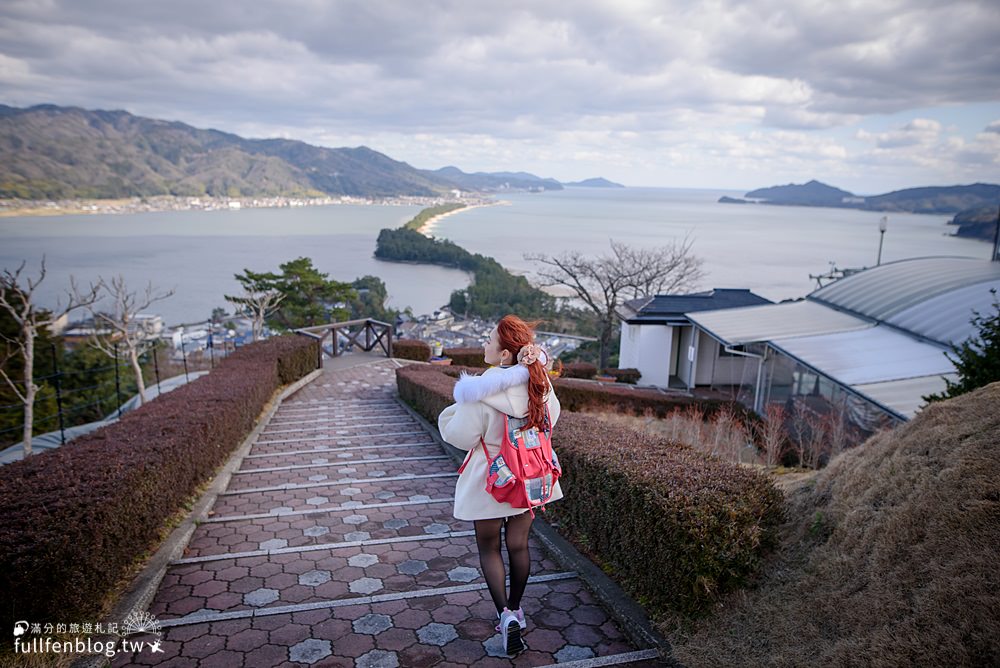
[{"xmin": 438, "ymin": 314, "xmax": 563, "ymax": 656}]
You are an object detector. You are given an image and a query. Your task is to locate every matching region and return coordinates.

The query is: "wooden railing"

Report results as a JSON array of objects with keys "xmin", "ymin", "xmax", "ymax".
[{"xmin": 295, "ymin": 318, "xmax": 393, "ymax": 368}]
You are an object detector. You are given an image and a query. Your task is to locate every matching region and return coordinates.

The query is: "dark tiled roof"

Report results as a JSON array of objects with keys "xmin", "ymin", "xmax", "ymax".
[{"xmin": 622, "ymin": 289, "xmax": 772, "ymax": 324}]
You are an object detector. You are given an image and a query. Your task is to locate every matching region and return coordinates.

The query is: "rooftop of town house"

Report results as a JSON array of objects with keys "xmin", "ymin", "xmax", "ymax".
[{"xmin": 619, "ymin": 288, "xmax": 772, "ymax": 325}]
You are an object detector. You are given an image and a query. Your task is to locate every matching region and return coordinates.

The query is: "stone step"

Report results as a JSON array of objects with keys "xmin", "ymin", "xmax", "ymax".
[
  {"xmin": 152, "ymin": 534, "xmax": 563, "ymax": 621},
  {"xmin": 112, "ymin": 575, "xmax": 639, "ymax": 667},
  {"xmin": 184, "ymin": 500, "xmax": 466, "ymax": 559},
  {"xmin": 209, "ymin": 475, "xmax": 458, "ymax": 517}
]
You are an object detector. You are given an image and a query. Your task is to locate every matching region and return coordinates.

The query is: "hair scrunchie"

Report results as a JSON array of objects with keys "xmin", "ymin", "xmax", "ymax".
[{"xmin": 517, "ymin": 343, "xmax": 548, "ymax": 367}]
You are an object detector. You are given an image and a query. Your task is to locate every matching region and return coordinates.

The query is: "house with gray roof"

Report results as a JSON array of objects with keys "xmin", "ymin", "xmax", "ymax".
[{"xmin": 617, "ymin": 288, "xmax": 772, "ymax": 388}]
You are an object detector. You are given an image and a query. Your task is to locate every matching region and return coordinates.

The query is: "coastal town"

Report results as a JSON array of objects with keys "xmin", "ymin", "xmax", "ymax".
[
  {"xmin": 0, "ymin": 193, "xmax": 496, "ymax": 218},
  {"xmin": 52, "ymin": 305, "xmax": 584, "ymax": 368}
]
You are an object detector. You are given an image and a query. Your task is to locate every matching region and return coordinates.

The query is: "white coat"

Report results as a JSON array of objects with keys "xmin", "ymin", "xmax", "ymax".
[{"xmin": 438, "ymin": 365, "xmax": 563, "ymax": 521}]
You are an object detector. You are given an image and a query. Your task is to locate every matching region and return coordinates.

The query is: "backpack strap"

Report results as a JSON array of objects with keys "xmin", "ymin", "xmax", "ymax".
[{"xmin": 457, "ymin": 439, "xmax": 482, "ymax": 474}]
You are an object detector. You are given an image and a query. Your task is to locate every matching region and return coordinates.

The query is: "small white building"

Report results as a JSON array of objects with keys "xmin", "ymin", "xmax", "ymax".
[{"xmin": 617, "ymin": 289, "xmax": 772, "ymax": 388}]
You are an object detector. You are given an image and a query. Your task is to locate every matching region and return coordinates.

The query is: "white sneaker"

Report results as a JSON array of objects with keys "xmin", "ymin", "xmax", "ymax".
[
  {"xmin": 494, "ymin": 607, "xmax": 526, "ymax": 632},
  {"xmin": 499, "ymin": 608, "xmax": 524, "ymax": 656}
]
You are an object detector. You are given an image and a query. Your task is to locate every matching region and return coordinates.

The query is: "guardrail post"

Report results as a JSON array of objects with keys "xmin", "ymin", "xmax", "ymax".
[
  {"xmin": 113, "ymin": 342, "xmax": 123, "ymax": 418},
  {"xmin": 50, "ymin": 343, "xmax": 66, "ymax": 445}
]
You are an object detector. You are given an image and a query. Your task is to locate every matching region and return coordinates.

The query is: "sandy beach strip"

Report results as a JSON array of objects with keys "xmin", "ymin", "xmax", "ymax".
[{"xmin": 416, "ymin": 201, "xmax": 504, "ymax": 236}]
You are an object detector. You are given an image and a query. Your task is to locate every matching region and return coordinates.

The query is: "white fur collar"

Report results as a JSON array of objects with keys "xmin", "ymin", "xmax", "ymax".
[{"xmin": 453, "ymin": 365, "xmax": 530, "ymax": 404}]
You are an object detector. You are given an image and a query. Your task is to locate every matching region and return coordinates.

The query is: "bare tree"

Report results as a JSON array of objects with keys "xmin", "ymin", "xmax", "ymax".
[
  {"xmin": 0, "ymin": 258, "xmax": 100, "ymax": 455},
  {"xmin": 752, "ymin": 404, "xmax": 788, "ymax": 467},
  {"xmin": 527, "ymin": 238, "xmax": 703, "ymax": 369},
  {"xmin": 224, "ymin": 287, "xmax": 285, "ymax": 342},
  {"xmin": 81, "ymin": 275, "xmax": 174, "ymax": 407},
  {"xmin": 824, "ymin": 400, "xmax": 851, "ymax": 461}
]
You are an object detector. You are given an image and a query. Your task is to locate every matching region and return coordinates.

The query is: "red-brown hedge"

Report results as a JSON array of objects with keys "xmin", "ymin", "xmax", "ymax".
[
  {"xmin": 396, "ymin": 364, "xmax": 456, "ymax": 423},
  {"xmin": 553, "ymin": 377, "xmax": 755, "ymax": 423},
  {"xmin": 395, "ymin": 363, "xmax": 783, "ymax": 619},
  {"xmin": 602, "ymin": 367, "xmax": 642, "ymax": 384},
  {"xmin": 548, "ymin": 413, "xmax": 783, "ymax": 618},
  {"xmin": 442, "ymin": 347, "xmax": 488, "ymax": 367},
  {"xmin": 393, "ymin": 338, "xmax": 431, "ymax": 362},
  {"xmin": 561, "ymin": 361, "xmax": 597, "ymax": 378},
  {"xmin": 0, "ymin": 334, "xmax": 319, "ymax": 631}
]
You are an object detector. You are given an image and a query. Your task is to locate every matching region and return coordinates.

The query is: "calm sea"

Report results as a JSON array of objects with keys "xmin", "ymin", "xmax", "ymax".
[
  {"xmin": 0, "ymin": 188, "xmax": 992, "ymax": 326},
  {"xmin": 431, "ymin": 187, "xmax": 993, "ymax": 302}
]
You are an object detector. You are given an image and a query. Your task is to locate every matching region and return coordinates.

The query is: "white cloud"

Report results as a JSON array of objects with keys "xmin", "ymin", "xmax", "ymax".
[
  {"xmin": 857, "ymin": 118, "xmax": 942, "ymax": 149},
  {"xmin": 0, "ymin": 0, "xmax": 998, "ymax": 191}
]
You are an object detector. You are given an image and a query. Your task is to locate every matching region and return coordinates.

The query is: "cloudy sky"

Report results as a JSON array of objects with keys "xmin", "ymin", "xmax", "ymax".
[{"xmin": 2, "ymin": 0, "xmax": 999, "ymax": 193}]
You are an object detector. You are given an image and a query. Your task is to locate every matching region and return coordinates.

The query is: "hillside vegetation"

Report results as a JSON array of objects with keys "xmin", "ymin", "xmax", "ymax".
[
  {"xmin": 732, "ymin": 179, "xmax": 1000, "ymax": 217},
  {"xmin": 0, "ymin": 104, "xmax": 455, "ymax": 199},
  {"xmin": 670, "ymin": 381, "xmax": 1000, "ymax": 667}
]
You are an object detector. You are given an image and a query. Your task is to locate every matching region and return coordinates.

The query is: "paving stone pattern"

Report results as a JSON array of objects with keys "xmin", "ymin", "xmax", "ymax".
[{"xmin": 112, "ymin": 358, "xmax": 662, "ymax": 667}]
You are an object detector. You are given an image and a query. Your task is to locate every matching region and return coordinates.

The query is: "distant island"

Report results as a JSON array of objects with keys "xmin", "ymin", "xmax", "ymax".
[
  {"xmin": 563, "ymin": 177, "xmax": 625, "ymax": 188},
  {"xmin": 720, "ymin": 179, "xmax": 1000, "ymax": 241}
]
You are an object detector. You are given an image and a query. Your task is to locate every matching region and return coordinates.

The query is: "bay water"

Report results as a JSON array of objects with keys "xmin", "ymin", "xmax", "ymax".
[
  {"xmin": 0, "ymin": 188, "xmax": 992, "ymax": 327},
  {"xmin": 430, "ymin": 187, "xmax": 993, "ymax": 302}
]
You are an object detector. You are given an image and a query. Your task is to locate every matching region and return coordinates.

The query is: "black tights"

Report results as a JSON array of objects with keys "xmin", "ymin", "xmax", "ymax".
[{"xmin": 474, "ymin": 511, "xmax": 533, "ymax": 614}]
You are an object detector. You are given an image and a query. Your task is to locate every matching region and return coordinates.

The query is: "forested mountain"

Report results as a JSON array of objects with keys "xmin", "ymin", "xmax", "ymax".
[
  {"xmin": 429, "ymin": 166, "xmax": 563, "ymax": 192},
  {"xmin": 0, "ymin": 104, "xmax": 457, "ymax": 199}
]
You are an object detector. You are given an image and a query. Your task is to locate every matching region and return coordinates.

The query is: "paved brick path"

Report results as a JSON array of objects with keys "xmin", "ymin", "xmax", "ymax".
[{"xmin": 112, "ymin": 358, "xmax": 663, "ymax": 667}]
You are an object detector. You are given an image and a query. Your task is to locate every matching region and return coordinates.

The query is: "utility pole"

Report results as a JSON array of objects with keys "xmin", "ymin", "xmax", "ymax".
[
  {"xmin": 877, "ymin": 216, "xmax": 888, "ymax": 266},
  {"xmin": 992, "ymin": 206, "xmax": 1000, "ymax": 263}
]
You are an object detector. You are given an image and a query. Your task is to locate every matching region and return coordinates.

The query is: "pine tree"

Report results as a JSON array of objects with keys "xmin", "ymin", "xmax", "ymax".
[{"xmin": 925, "ymin": 288, "xmax": 1000, "ymax": 402}]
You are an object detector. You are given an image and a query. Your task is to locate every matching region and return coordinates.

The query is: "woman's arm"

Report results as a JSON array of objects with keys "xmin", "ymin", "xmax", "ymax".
[{"xmin": 438, "ymin": 402, "xmax": 488, "ymax": 451}]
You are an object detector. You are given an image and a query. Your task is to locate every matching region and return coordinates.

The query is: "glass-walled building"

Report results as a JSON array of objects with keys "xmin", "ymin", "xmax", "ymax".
[{"xmin": 683, "ymin": 257, "xmax": 1000, "ymax": 448}]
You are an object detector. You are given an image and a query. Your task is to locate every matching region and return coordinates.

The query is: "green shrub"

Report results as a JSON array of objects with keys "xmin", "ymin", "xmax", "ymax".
[
  {"xmin": 0, "ymin": 334, "xmax": 319, "ymax": 631},
  {"xmin": 443, "ymin": 347, "xmax": 488, "ymax": 368},
  {"xmin": 393, "ymin": 338, "xmax": 431, "ymax": 362}
]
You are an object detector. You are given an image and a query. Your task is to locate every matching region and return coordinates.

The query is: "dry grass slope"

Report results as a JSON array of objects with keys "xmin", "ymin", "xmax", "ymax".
[{"xmin": 670, "ymin": 381, "xmax": 1000, "ymax": 668}]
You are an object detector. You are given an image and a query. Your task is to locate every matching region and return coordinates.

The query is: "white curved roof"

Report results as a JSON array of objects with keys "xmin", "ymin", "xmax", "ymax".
[
  {"xmin": 687, "ymin": 300, "xmax": 870, "ymax": 346},
  {"xmin": 769, "ymin": 326, "xmax": 954, "ymax": 386},
  {"xmin": 888, "ymin": 280, "xmax": 999, "ymax": 346},
  {"xmin": 808, "ymin": 257, "xmax": 1000, "ymax": 345}
]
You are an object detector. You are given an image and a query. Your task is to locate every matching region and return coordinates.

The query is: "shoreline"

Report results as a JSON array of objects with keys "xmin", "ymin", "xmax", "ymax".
[
  {"xmin": 0, "ymin": 194, "xmax": 464, "ymax": 219},
  {"xmin": 416, "ymin": 200, "xmax": 507, "ymax": 236}
]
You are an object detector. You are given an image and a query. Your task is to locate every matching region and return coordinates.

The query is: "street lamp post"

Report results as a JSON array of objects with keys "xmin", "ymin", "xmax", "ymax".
[{"xmin": 877, "ymin": 216, "xmax": 888, "ymax": 266}]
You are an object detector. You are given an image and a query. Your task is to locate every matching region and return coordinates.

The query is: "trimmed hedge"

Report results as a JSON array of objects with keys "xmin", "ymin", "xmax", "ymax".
[
  {"xmin": 0, "ymin": 334, "xmax": 318, "ymax": 631},
  {"xmin": 442, "ymin": 347, "xmax": 488, "ymax": 368},
  {"xmin": 395, "ymin": 363, "xmax": 783, "ymax": 619},
  {"xmin": 393, "ymin": 338, "xmax": 432, "ymax": 362},
  {"xmin": 553, "ymin": 377, "xmax": 755, "ymax": 422},
  {"xmin": 549, "ymin": 413, "xmax": 783, "ymax": 618},
  {"xmin": 396, "ymin": 364, "xmax": 457, "ymax": 424},
  {"xmin": 562, "ymin": 361, "xmax": 597, "ymax": 379},
  {"xmin": 398, "ymin": 363, "xmax": 750, "ymax": 423},
  {"xmin": 602, "ymin": 367, "xmax": 642, "ymax": 384}
]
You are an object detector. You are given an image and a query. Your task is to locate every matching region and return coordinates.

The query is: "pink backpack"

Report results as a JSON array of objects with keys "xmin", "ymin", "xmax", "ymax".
[{"xmin": 458, "ymin": 407, "xmax": 562, "ymax": 517}]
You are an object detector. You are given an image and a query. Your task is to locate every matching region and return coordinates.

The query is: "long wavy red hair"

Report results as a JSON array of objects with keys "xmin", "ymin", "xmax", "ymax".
[{"xmin": 495, "ymin": 314, "xmax": 549, "ymax": 430}]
